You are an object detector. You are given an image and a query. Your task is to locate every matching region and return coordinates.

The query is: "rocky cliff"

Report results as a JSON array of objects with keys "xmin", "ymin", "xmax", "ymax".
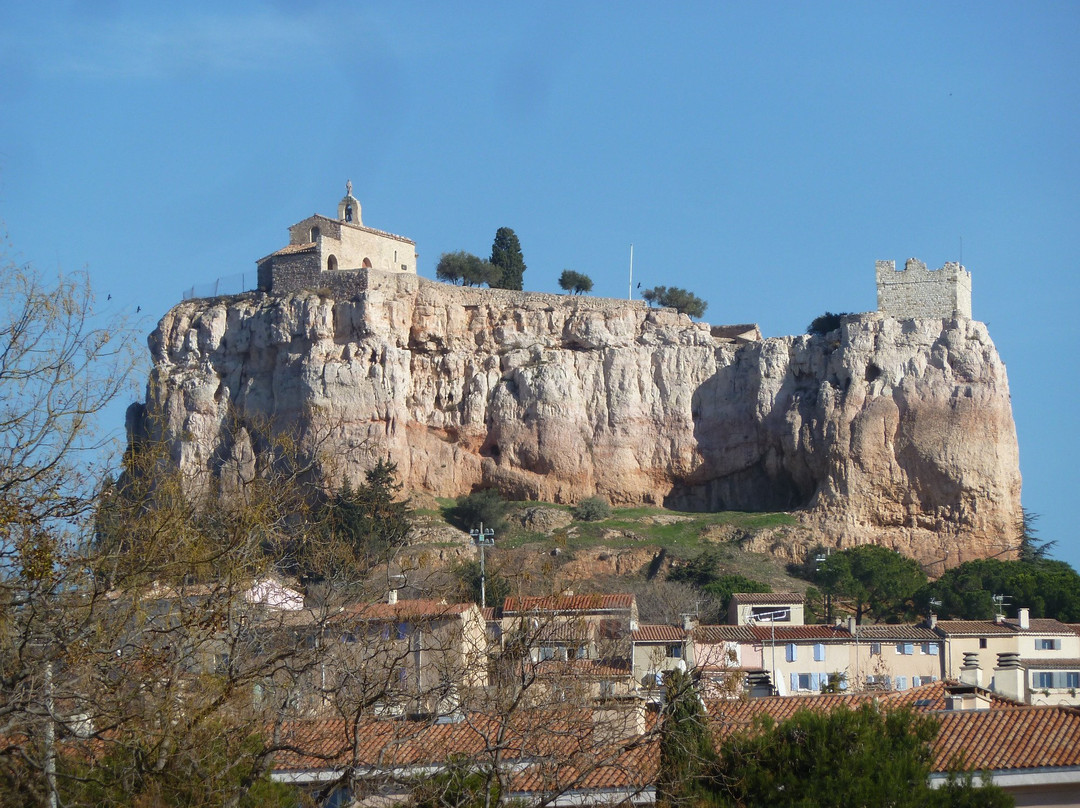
[{"xmin": 132, "ymin": 275, "xmax": 1022, "ymax": 568}]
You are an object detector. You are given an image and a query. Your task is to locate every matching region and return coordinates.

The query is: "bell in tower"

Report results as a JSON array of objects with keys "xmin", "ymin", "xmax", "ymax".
[{"xmin": 337, "ymin": 180, "xmax": 362, "ymax": 225}]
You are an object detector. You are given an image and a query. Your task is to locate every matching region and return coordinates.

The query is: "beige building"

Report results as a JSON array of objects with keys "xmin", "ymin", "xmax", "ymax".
[
  {"xmin": 257, "ymin": 182, "xmax": 417, "ymax": 295},
  {"xmin": 727, "ymin": 592, "xmax": 805, "ymax": 626},
  {"xmin": 630, "ymin": 624, "xmax": 690, "ymax": 690},
  {"xmin": 501, "ymin": 593, "xmax": 637, "ymax": 663},
  {"xmin": 848, "ymin": 622, "xmax": 943, "ymax": 692},
  {"xmin": 935, "ymin": 610, "xmax": 1080, "ymax": 706},
  {"xmin": 326, "ymin": 597, "xmax": 489, "ymax": 716}
]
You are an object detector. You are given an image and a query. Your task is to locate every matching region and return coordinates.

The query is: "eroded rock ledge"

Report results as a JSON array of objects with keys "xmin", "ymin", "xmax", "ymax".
[{"xmin": 132, "ymin": 277, "xmax": 1021, "ymax": 568}]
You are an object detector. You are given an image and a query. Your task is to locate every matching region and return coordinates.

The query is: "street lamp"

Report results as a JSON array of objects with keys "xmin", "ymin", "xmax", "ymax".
[{"xmin": 470, "ymin": 523, "xmax": 496, "ymax": 609}]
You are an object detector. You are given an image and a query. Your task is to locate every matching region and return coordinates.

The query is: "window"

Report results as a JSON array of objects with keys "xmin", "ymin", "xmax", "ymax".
[
  {"xmin": 896, "ymin": 643, "xmax": 914, "ymax": 655},
  {"xmin": 813, "ymin": 643, "xmax": 825, "ymax": 662},
  {"xmin": 599, "ymin": 681, "xmax": 615, "ymax": 698},
  {"xmin": 327, "ymin": 254, "xmax": 338, "ymax": 272},
  {"xmin": 667, "ymin": 644, "xmax": 683, "ymax": 659},
  {"xmin": 396, "ymin": 622, "xmax": 410, "ymax": 640},
  {"xmin": 752, "ymin": 606, "xmax": 790, "ymax": 622},
  {"xmin": 345, "ymin": 205, "xmax": 354, "ymax": 222},
  {"xmin": 1032, "ymin": 671, "xmax": 1080, "ymax": 690},
  {"xmin": 310, "ymin": 226, "xmax": 320, "ymax": 241},
  {"xmin": 362, "ymin": 257, "xmax": 373, "ymax": 268},
  {"xmin": 1037, "ymin": 638, "xmax": 1062, "ymax": 651},
  {"xmin": 921, "ymin": 643, "xmax": 939, "ymax": 655},
  {"xmin": 791, "ymin": 672, "xmax": 829, "ymax": 692},
  {"xmin": 870, "ymin": 642, "xmax": 882, "ymax": 656},
  {"xmin": 786, "ymin": 643, "xmax": 797, "ymax": 663},
  {"xmin": 979, "ymin": 637, "xmax": 988, "ymax": 649},
  {"xmin": 895, "ymin": 676, "xmax": 908, "ymax": 690}
]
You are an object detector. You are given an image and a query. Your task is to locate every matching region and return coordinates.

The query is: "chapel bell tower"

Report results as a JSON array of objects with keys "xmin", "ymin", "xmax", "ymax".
[{"xmin": 337, "ymin": 180, "xmax": 362, "ymax": 225}]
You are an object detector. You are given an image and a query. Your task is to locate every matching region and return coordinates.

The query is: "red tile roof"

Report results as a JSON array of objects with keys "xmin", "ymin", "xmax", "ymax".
[
  {"xmin": 934, "ymin": 618, "xmax": 1075, "ymax": 636},
  {"xmin": 693, "ymin": 625, "xmax": 757, "ymax": 643},
  {"xmin": 273, "ymin": 242, "xmax": 316, "ymax": 256},
  {"xmin": 341, "ymin": 599, "xmax": 474, "ymax": 622},
  {"xmin": 748, "ymin": 625, "xmax": 850, "ymax": 642},
  {"xmin": 730, "ymin": 592, "xmax": 805, "ymax": 605},
  {"xmin": 269, "ymin": 683, "xmax": 1080, "ymax": 792},
  {"xmin": 1021, "ymin": 657, "xmax": 1080, "ymax": 670},
  {"xmin": 632, "ymin": 625, "xmax": 687, "ymax": 642},
  {"xmin": 503, "ymin": 594, "xmax": 635, "ymax": 614},
  {"xmin": 933, "ymin": 706, "xmax": 1080, "ymax": 772},
  {"xmin": 855, "ymin": 625, "xmax": 941, "ymax": 641},
  {"xmin": 532, "ymin": 659, "xmax": 632, "ymax": 678}
]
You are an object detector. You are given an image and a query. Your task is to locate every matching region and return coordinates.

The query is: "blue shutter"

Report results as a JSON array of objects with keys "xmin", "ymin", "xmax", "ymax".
[
  {"xmin": 814, "ymin": 643, "xmax": 825, "ymax": 662},
  {"xmin": 790, "ymin": 673, "xmax": 799, "ymax": 693},
  {"xmin": 896, "ymin": 676, "xmax": 908, "ymax": 690},
  {"xmin": 903, "ymin": 643, "xmax": 915, "ymax": 655},
  {"xmin": 928, "ymin": 643, "xmax": 939, "ymax": 654},
  {"xmin": 786, "ymin": 643, "xmax": 797, "ymax": 662}
]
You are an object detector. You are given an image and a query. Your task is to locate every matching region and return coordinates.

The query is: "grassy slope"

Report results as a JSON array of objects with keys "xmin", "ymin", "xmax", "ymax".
[{"xmin": 416, "ymin": 499, "xmax": 813, "ymax": 597}]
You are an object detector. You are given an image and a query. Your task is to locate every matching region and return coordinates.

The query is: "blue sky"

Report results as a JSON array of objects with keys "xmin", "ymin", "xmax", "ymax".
[{"xmin": 1, "ymin": 2, "xmax": 1077, "ymax": 569}]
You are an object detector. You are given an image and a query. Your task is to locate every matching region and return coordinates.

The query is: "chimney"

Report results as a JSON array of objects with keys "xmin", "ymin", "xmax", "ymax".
[
  {"xmin": 388, "ymin": 589, "xmax": 398, "ymax": 605},
  {"xmin": 928, "ymin": 613, "xmax": 937, "ymax": 630},
  {"xmin": 1018, "ymin": 608, "xmax": 1030, "ymax": 630},
  {"xmin": 745, "ymin": 670, "xmax": 775, "ymax": 699},
  {"xmin": 593, "ymin": 695, "xmax": 647, "ymax": 743},
  {"xmin": 944, "ymin": 683, "xmax": 990, "ymax": 711},
  {"xmin": 847, "ymin": 616, "xmax": 856, "ymax": 635},
  {"xmin": 992, "ymin": 652, "xmax": 1026, "ymax": 703},
  {"xmin": 682, "ymin": 614, "xmax": 698, "ymax": 632},
  {"xmin": 959, "ymin": 651, "xmax": 982, "ymax": 688}
]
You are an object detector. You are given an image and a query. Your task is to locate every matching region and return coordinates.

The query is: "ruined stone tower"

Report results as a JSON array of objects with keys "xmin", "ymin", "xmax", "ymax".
[{"xmin": 876, "ymin": 258, "xmax": 972, "ymax": 319}]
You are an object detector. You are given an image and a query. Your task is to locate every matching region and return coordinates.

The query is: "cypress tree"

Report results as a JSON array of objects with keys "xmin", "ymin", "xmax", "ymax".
[
  {"xmin": 656, "ymin": 669, "xmax": 721, "ymax": 808},
  {"xmin": 489, "ymin": 227, "xmax": 526, "ymax": 290}
]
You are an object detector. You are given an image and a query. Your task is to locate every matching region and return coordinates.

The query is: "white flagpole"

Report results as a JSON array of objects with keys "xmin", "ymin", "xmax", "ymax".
[{"xmin": 628, "ymin": 243, "xmax": 634, "ymax": 300}]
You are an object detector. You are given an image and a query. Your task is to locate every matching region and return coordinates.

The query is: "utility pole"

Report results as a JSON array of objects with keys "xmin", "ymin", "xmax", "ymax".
[
  {"xmin": 627, "ymin": 243, "xmax": 634, "ymax": 300},
  {"xmin": 470, "ymin": 524, "xmax": 496, "ymax": 609}
]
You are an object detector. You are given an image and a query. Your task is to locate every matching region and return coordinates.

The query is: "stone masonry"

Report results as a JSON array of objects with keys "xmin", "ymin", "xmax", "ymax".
[{"xmin": 876, "ymin": 258, "xmax": 972, "ymax": 319}]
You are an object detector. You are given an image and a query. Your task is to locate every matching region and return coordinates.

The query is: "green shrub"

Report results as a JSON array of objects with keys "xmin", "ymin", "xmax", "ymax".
[
  {"xmin": 573, "ymin": 496, "xmax": 611, "ymax": 522},
  {"xmin": 447, "ymin": 489, "xmax": 508, "ymax": 533},
  {"xmin": 806, "ymin": 311, "xmax": 851, "ymax": 336}
]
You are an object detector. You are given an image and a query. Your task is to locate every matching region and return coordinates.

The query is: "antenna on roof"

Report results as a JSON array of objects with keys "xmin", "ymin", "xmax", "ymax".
[{"xmin": 992, "ymin": 593, "xmax": 1010, "ymax": 621}]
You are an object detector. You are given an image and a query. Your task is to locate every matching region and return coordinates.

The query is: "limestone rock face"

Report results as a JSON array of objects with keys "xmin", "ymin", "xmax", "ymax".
[{"xmin": 134, "ymin": 278, "xmax": 1022, "ymax": 568}]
